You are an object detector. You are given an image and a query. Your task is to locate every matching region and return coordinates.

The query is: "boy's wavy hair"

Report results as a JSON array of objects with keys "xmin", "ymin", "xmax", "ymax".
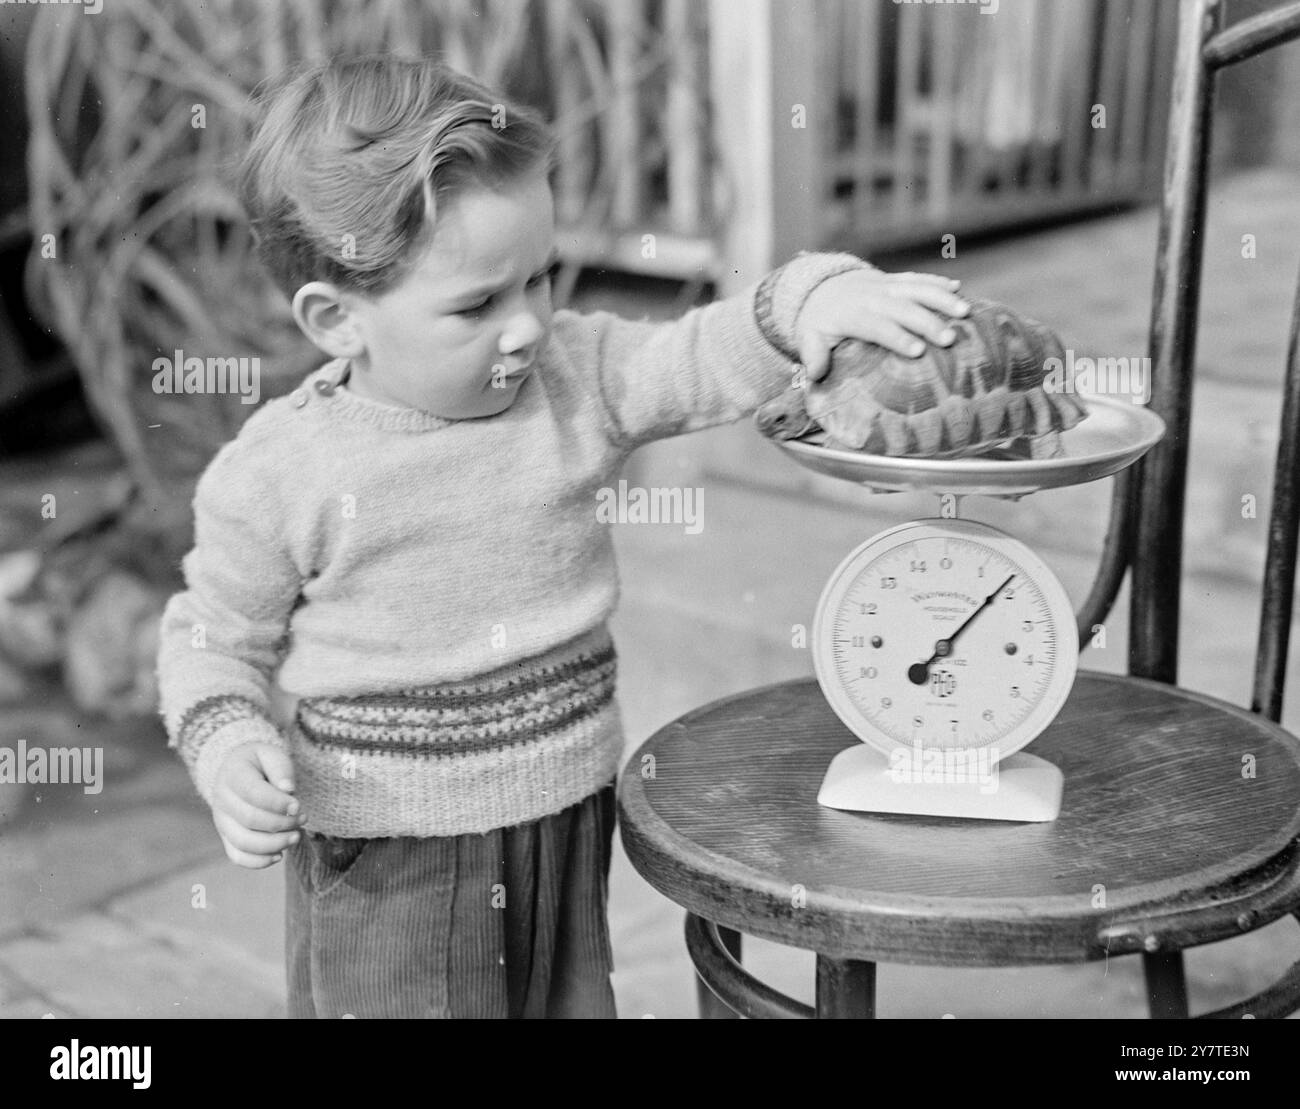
[{"xmin": 239, "ymin": 54, "xmax": 555, "ymax": 300}]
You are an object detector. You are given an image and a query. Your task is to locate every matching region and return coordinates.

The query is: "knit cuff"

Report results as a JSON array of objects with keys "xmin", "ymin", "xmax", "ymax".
[
  {"xmin": 754, "ymin": 251, "xmax": 877, "ymax": 359},
  {"xmin": 172, "ymin": 695, "xmax": 290, "ymax": 807}
]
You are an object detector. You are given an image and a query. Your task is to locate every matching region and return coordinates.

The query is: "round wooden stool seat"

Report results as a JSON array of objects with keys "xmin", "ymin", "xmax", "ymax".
[{"xmin": 618, "ymin": 671, "xmax": 1300, "ymax": 968}]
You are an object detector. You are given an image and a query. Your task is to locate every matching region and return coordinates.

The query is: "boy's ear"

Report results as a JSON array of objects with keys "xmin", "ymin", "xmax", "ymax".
[{"xmin": 291, "ymin": 282, "xmax": 366, "ymax": 359}]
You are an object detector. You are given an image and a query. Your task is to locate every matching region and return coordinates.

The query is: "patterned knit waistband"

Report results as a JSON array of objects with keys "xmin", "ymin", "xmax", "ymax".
[{"xmin": 295, "ymin": 626, "xmax": 617, "ymax": 758}]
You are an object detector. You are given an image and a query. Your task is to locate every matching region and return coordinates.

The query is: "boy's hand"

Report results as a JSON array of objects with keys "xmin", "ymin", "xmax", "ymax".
[
  {"xmin": 210, "ymin": 743, "xmax": 305, "ymax": 869},
  {"xmin": 794, "ymin": 269, "xmax": 972, "ymax": 383}
]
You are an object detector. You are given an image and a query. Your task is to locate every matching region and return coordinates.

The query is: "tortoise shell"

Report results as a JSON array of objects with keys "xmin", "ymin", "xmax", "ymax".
[{"xmin": 754, "ymin": 296, "xmax": 1087, "ymax": 459}]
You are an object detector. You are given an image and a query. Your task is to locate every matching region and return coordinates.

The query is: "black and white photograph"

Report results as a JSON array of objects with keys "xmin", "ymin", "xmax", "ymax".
[{"xmin": 0, "ymin": 0, "xmax": 1298, "ymax": 1059}]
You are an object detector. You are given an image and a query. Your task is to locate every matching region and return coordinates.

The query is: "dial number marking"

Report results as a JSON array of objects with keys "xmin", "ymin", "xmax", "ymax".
[{"xmin": 814, "ymin": 521, "xmax": 1078, "ymax": 757}]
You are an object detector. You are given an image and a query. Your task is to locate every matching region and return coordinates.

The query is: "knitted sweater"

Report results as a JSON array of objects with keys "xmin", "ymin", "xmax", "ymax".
[{"xmin": 155, "ymin": 251, "xmax": 870, "ymax": 836}]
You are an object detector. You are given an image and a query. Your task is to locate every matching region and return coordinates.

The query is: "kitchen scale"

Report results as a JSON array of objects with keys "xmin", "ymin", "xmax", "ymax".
[{"xmin": 768, "ymin": 393, "xmax": 1166, "ymax": 823}]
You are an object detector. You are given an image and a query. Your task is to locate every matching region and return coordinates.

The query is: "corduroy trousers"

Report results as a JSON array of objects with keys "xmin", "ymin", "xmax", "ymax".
[{"xmin": 285, "ymin": 782, "xmax": 618, "ymax": 1018}]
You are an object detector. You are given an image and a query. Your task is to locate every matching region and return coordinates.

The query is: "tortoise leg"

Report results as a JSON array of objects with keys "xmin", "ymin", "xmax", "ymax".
[
  {"xmin": 1047, "ymin": 388, "xmax": 1089, "ymax": 429},
  {"xmin": 1028, "ymin": 430, "xmax": 1064, "ymax": 459}
]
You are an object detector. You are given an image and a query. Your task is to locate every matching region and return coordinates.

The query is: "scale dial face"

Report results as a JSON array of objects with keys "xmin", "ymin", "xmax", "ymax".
[{"xmin": 812, "ymin": 519, "xmax": 1078, "ymax": 760}]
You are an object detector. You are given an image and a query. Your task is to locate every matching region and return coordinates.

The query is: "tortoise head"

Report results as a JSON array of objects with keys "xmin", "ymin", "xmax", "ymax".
[{"xmin": 754, "ymin": 386, "xmax": 817, "ymax": 440}]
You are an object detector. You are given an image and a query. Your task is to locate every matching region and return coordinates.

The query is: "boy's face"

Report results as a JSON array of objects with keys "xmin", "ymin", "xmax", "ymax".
[{"xmin": 341, "ymin": 170, "xmax": 556, "ymax": 419}]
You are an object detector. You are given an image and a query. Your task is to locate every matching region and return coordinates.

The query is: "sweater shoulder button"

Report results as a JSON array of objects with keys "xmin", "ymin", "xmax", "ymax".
[{"xmin": 290, "ymin": 388, "xmax": 308, "ymax": 409}]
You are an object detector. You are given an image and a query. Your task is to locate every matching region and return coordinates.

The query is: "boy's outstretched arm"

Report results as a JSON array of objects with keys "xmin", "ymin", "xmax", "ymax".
[
  {"xmin": 156, "ymin": 430, "xmax": 306, "ymax": 866},
  {"xmin": 549, "ymin": 251, "xmax": 968, "ymax": 453}
]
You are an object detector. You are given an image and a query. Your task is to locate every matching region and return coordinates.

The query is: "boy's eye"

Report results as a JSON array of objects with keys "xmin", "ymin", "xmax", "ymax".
[
  {"xmin": 454, "ymin": 259, "xmax": 558, "ymax": 317},
  {"xmin": 452, "ymin": 293, "xmax": 491, "ymax": 315}
]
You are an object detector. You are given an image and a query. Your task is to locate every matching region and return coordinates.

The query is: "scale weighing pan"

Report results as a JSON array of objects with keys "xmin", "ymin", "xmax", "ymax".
[{"xmin": 771, "ymin": 393, "xmax": 1166, "ymax": 497}]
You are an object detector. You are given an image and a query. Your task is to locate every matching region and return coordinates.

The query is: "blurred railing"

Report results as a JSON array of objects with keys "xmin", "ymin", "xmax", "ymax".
[
  {"xmin": 546, "ymin": 0, "xmax": 1178, "ymax": 289},
  {"xmin": 708, "ymin": 0, "xmax": 1178, "ymax": 289},
  {"xmin": 829, "ymin": 0, "xmax": 1177, "ymax": 243}
]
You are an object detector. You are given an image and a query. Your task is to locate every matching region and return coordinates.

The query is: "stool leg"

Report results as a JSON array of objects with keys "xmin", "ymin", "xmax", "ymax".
[
  {"xmin": 815, "ymin": 955, "xmax": 876, "ymax": 1018},
  {"xmin": 696, "ymin": 926, "xmax": 743, "ymax": 1019},
  {"xmin": 1143, "ymin": 951, "xmax": 1189, "ymax": 1019}
]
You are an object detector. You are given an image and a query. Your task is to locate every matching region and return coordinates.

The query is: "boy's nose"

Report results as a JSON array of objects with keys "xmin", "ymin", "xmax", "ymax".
[{"xmin": 498, "ymin": 312, "xmax": 544, "ymax": 357}]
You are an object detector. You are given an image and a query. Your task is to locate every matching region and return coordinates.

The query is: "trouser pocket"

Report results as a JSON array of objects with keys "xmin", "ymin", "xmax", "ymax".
[{"xmin": 304, "ymin": 833, "xmax": 370, "ymax": 896}]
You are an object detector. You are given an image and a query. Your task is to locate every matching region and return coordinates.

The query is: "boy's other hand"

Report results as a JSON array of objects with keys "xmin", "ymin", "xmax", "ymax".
[
  {"xmin": 794, "ymin": 269, "xmax": 971, "ymax": 384},
  {"xmin": 211, "ymin": 743, "xmax": 305, "ymax": 869}
]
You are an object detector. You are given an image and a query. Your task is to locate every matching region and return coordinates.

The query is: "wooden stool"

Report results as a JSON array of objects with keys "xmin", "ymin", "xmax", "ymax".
[{"xmin": 617, "ymin": 672, "xmax": 1300, "ymax": 1018}]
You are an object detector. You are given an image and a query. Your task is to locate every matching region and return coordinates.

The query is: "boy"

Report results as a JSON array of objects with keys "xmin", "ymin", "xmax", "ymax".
[{"xmin": 156, "ymin": 54, "xmax": 968, "ymax": 1018}]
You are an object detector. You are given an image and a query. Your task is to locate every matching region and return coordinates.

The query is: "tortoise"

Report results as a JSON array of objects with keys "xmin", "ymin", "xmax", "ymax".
[{"xmin": 754, "ymin": 296, "xmax": 1088, "ymax": 459}]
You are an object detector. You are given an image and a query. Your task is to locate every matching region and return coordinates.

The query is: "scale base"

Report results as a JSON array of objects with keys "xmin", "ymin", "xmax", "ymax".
[{"xmin": 818, "ymin": 745, "xmax": 1063, "ymax": 822}]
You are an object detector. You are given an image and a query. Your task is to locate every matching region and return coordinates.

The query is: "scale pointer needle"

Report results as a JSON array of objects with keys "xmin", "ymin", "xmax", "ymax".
[{"xmin": 906, "ymin": 574, "xmax": 1015, "ymax": 685}]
